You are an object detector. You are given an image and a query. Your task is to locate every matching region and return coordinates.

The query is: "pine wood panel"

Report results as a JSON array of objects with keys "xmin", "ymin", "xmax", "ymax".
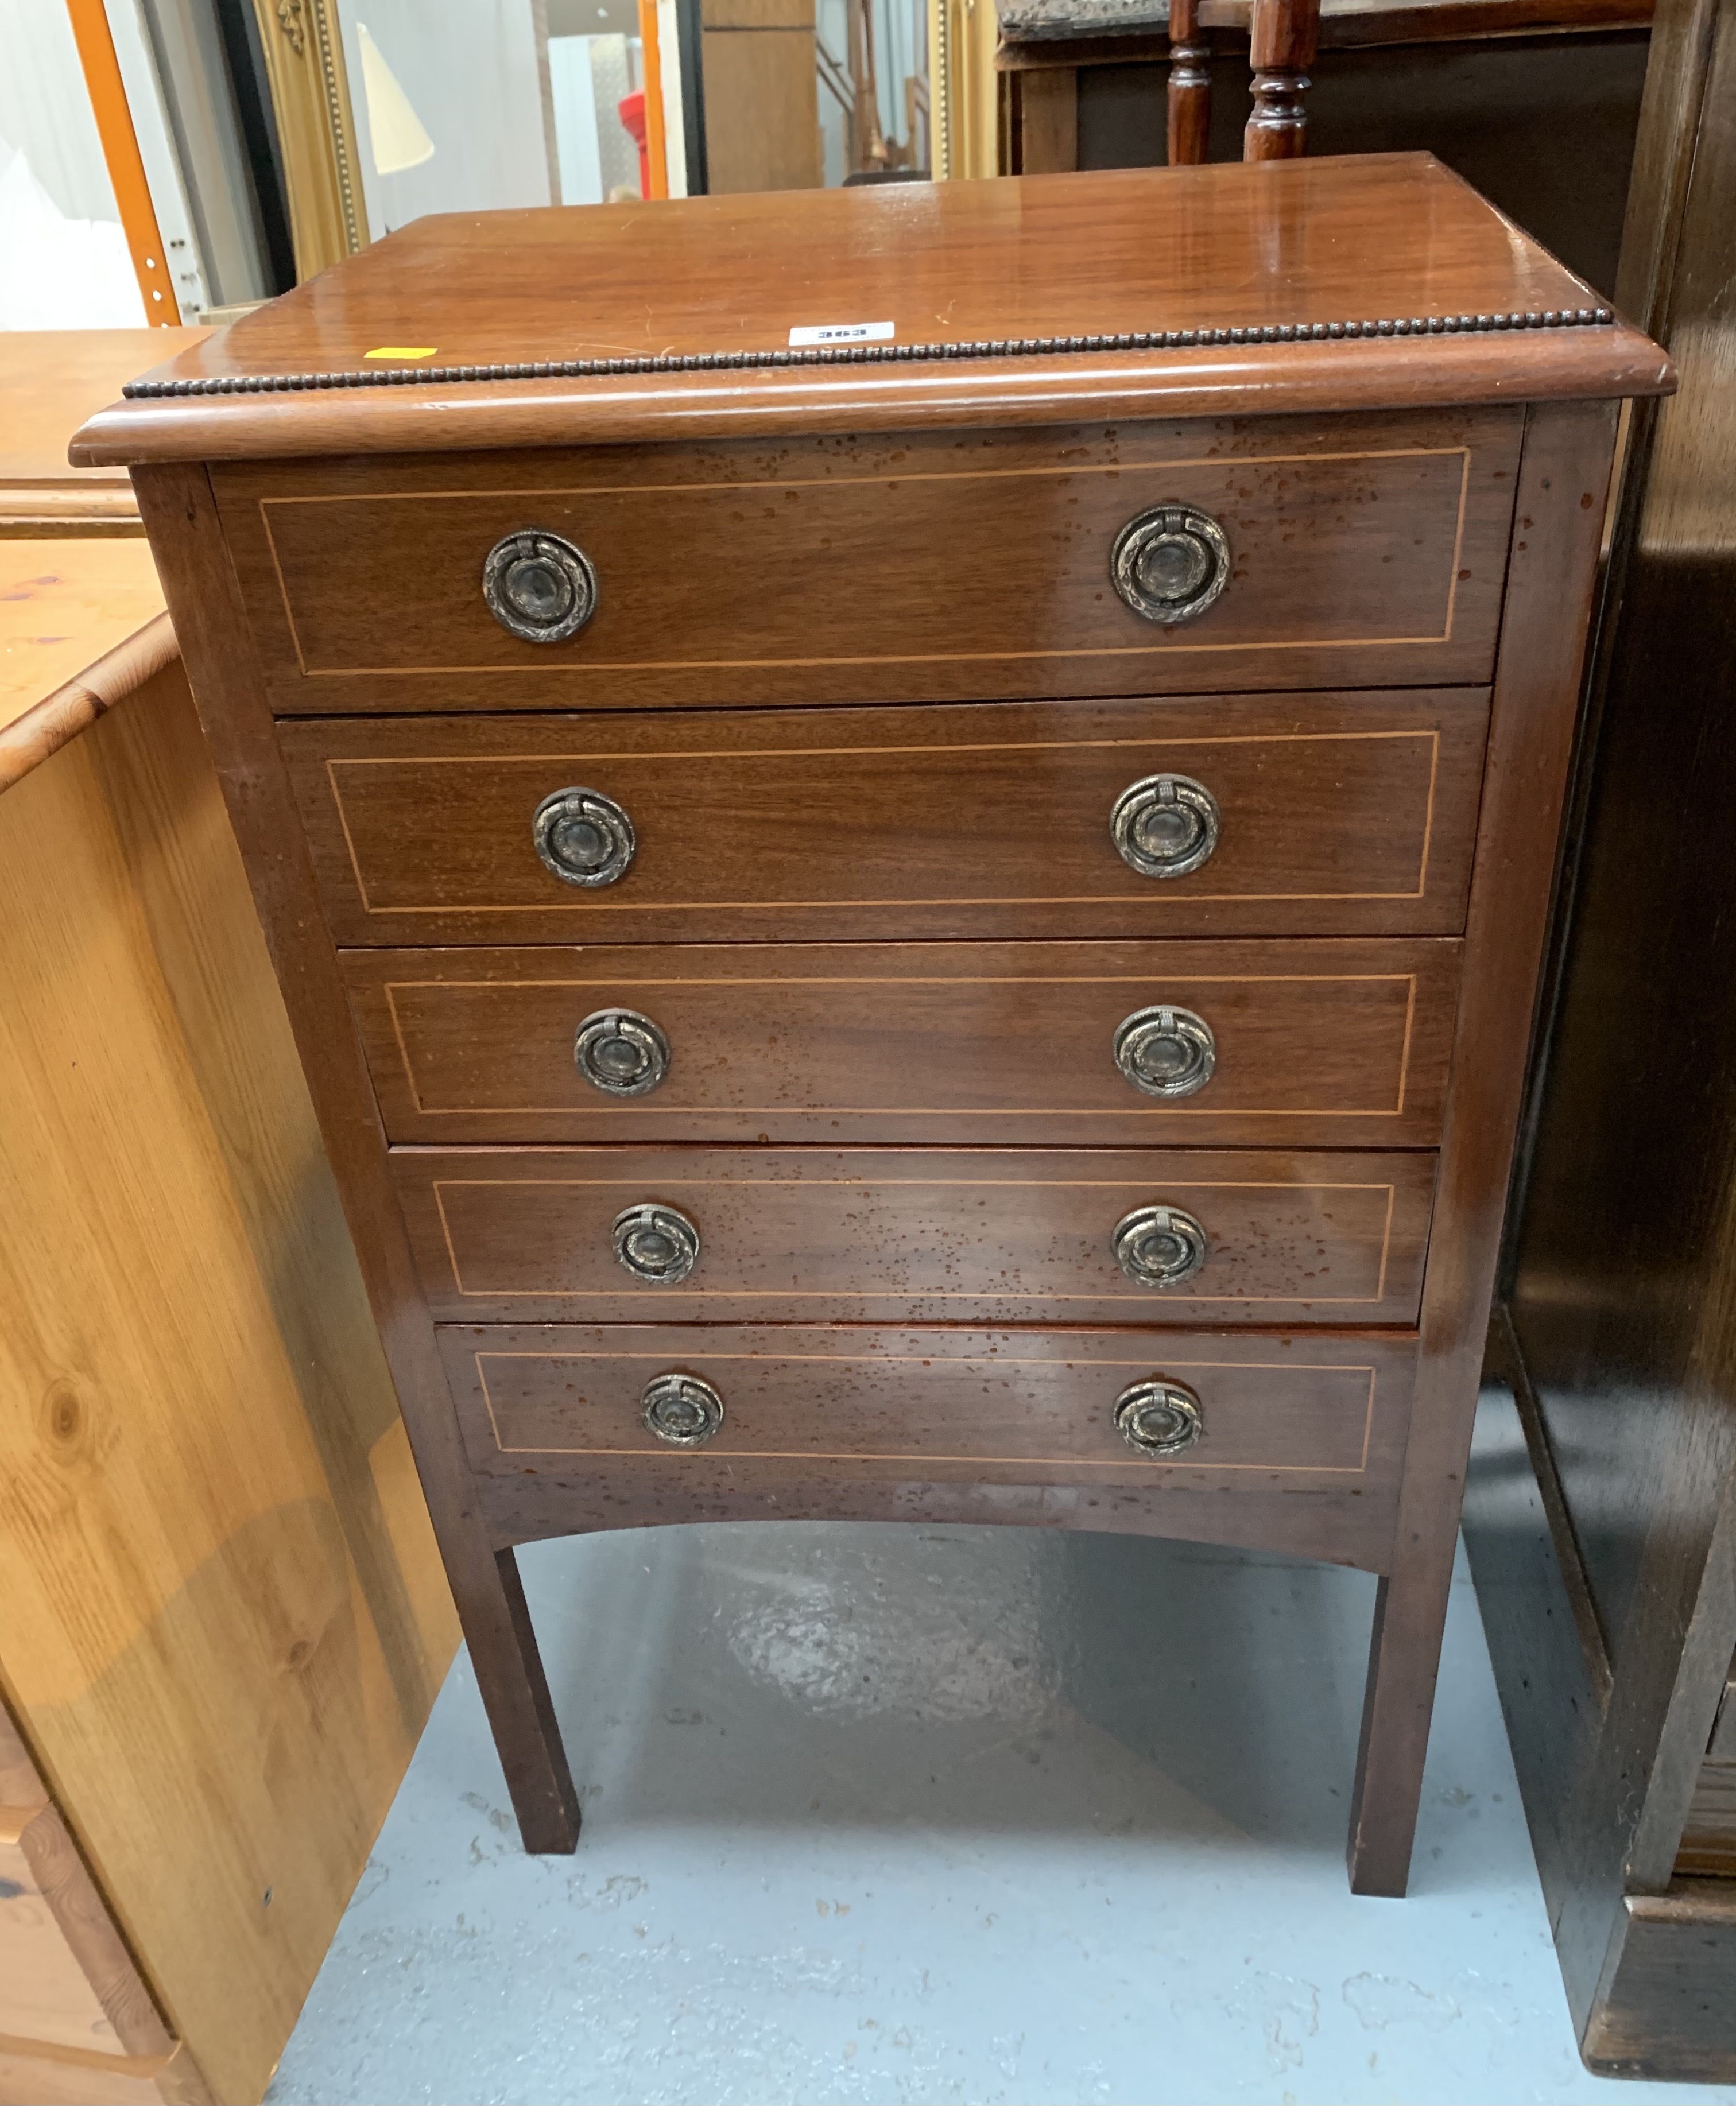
[
  {"xmin": 286, "ymin": 688, "xmax": 1490, "ymax": 945},
  {"xmin": 0, "ymin": 2037, "xmax": 204, "ymax": 2106},
  {"xmin": 0, "ymin": 544, "xmax": 165, "ymax": 743},
  {"xmin": 216, "ymin": 408, "xmax": 1521, "ymax": 710},
  {"xmin": 0, "ymin": 662, "xmax": 458, "ymax": 2106},
  {"xmin": 0, "ymin": 330, "xmax": 208, "ymax": 538},
  {"xmin": 0, "ymin": 1757, "xmax": 126, "ymax": 2061},
  {"xmin": 346, "ymin": 936, "xmax": 1460, "ymax": 1147},
  {"xmin": 393, "ymin": 1144, "xmax": 1437, "ymax": 1325}
]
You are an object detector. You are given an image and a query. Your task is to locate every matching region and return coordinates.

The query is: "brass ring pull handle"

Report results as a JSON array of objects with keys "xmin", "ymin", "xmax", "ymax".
[
  {"xmin": 482, "ymin": 530, "xmax": 598, "ymax": 642},
  {"xmin": 1113, "ymin": 1004, "xmax": 1216, "ymax": 1099},
  {"xmin": 574, "ymin": 1008, "xmax": 670, "ymax": 1096},
  {"xmin": 1113, "ymin": 1204, "xmax": 1209, "ymax": 1288},
  {"xmin": 533, "ymin": 787, "xmax": 636, "ymax": 887},
  {"xmin": 1110, "ymin": 504, "xmax": 1231, "ymax": 625},
  {"xmin": 612, "ymin": 1203, "xmax": 700, "ymax": 1285},
  {"xmin": 1110, "ymin": 773, "xmax": 1220, "ymax": 879},
  {"xmin": 641, "ymin": 1371, "xmax": 724, "ymax": 1448},
  {"xmin": 1113, "ymin": 1378, "xmax": 1204, "ymax": 1457}
]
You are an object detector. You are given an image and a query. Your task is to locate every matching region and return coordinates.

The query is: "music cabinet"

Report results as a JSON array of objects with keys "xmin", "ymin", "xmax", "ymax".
[{"xmin": 75, "ymin": 153, "xmax": 1671, "ymax": 1895}]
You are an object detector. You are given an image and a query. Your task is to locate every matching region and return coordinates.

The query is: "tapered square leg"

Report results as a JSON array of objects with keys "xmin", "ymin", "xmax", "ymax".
[
  {"xmin": 456, "ymin": 1544, "xmax": 580, "ymax": 1853},
  {"xmin": 1345, "ymin": 1566, "xmax": 1455, "ymax": 1896}
]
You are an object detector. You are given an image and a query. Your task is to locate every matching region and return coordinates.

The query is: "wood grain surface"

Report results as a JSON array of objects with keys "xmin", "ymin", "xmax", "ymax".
[
  {"xmin": 1346, "ymin": 400, "xmax": 1621, "ymax": 1895},
  {"xmin": 0, "ymin": 660, "xmax": 456, "ymax": 2101},
  {"xmin": 392, "ymin": 1145, "xmax": 1437, "ymax": 1325},
  {"xmin": 0, "ymin": 329, "xmax": 208, "ymax": 536},
  {"xmin": 0, "ymin": 1707, "xmax": 173, "ymax": 2072},
  {"xmin": 1676, "ymin": 1761, "xmax": 1736, "ymax": 1876},
  {"xmin": 346, "ymin": 937, "xmax": 1460, "ymax": 1147},
  {"xmin": 1581, "ymin": 1883, "xmax": 1736, "ymax": 2079},
  {"xmin": 439, "ymin": 1320, "xmax": 1417, "ymax": 1508},
  {"xmin": 0, "ymin": 611, "xmax": 177, "ymax": 796},
  {"xmin": 69, "ymin": 158, "xmax": 1671, "ymax": 467},
  {"xmin": 0, "ymin": 542, "xmax": 166, "ymax": 744},
  {"xmin": 287, "ymin": 688, "xmax": 1489, "ymax": 944},
  {"xmin": 115, "ymin": 145, "xmax": 1672, "ymax": 1901},
  {"xmin": 0, "ymin": 2038, "xmax": 208, "ymax": 2106},
  {"xmin": 132, "ymin": 459, "xmax": 584, "ymax": 1857},
  {"xmin": 219, "ymin": 408, "xmax": 1521, "ymax": 709}
]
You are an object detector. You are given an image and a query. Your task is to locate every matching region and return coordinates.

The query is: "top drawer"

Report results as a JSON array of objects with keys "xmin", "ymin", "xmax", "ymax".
[{"xmin": 214, "ymin": 408, "xmax": 1522, "ymax": 714}]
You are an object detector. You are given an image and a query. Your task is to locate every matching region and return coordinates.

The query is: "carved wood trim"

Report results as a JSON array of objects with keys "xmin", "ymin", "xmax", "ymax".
[
  {"xmin": 247, "ymin": 0, "xmax": 368, "ymax": 281},
  {"xmin": 123, "ymin": 305, "xmax": 1617, "ymax": 398}
]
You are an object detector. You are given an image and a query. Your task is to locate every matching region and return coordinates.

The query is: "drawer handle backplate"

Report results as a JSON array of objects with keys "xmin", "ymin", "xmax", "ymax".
[
  {"xmin": 483, "ymin": 529, "xmax": 598, "ymax": 642},
  {"xmin": 574, "ymin": 1007, "xmax": 670, "ymax": 1096},
  {"xmin": 1114, "ymin": 1378, "xmax": 1204, "ymax": 1457},
  {"xmin": 613, "ymin": 1202, "xmax": 700, "ymax": 1284},
  {"xmin": 1113, "ymin": 1204, "xmax": 1209, "ymax": 1288},
  {"xmin": 533, "ymin": 786, "xmax": 636, "ymax": 887},
  {"xmin": 1111, "ymin": 773, "xmax": 1220, "ymax": 879},
  {"xmin": 1113, "ymin": 1004, "xmax": 1217, "ymax": 1099},
  {"xmin": 1110, "ymin": 504, "xmax": 1230, "ymax": 625},
  {"xmin": 642, "ymin": 1371, "xmax": 724, "ymax": 1448}
]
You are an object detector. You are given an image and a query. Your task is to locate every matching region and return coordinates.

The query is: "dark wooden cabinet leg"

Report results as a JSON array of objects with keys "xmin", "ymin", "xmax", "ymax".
[
  {"xmin": 458, "ymin": 1543, "xmax": 580, "ymax": 1853},
  {"xmin": 1346, "ymin": 1564, "xmax": 1454, "ymax": 1896}
]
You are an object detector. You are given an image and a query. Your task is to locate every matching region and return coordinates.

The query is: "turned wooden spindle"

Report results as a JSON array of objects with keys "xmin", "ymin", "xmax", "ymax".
[
  {"xmin": 1166, "ymin": 0, "xmax": 1212, "ymax": 167},
  {"xmin": 1244, "ymin": 0, "xmax": 1320, "ymax": 161}
]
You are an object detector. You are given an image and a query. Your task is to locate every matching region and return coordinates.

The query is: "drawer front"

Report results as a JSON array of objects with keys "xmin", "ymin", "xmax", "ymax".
[
  {"xmin": 395, "ymin": 1146, "xmax": 1436, "ymax": 1325},
  {"xmin": 347, "ymin": 938, "xmax": 1460, "ymax": 1146},
  {"xmin": 289, "ymin": 689, "xmax": 1490, "ymax": 947},
  {"xmin": 218, "ymin": 409, "xmax": 1521, "ymax": 711},
  {"xmin": 439, "ymin": 1322, "xmax": 1417, "ymax": 1506}
]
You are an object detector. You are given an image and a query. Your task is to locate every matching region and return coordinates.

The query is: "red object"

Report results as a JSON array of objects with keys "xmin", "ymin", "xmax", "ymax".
[{"xmin": 618, "ymin": 90, "xmax": 648, "ymax": 200}]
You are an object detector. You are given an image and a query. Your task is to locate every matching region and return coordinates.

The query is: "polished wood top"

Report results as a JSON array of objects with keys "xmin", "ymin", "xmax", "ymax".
[
  {"xmin": 73, "ymin": 156, "xmax": 1669, "ymax": 465},
  {"xmin": 2, "ymin": 328, "xmax": 210, "ymax": 532}
]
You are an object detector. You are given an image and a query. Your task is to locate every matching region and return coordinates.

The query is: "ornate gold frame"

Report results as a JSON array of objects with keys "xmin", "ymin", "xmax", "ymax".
[
  {"xmin": 929, "ymin": 0, "xmax": 1001, "ymax": 177},
  {"xmin": 249, "ymin": 0, "xmax": 369, "ymax": 280}
]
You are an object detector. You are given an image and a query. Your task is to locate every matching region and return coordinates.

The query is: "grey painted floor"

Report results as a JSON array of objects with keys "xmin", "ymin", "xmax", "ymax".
[{"xmin": 267, "ymin": 1525, "xmax": 1736, "ymax": 2106}]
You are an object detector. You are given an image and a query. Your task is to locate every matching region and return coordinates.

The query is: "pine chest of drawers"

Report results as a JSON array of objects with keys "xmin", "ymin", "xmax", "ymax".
[{"xmin": 80, "ymin": 152, "xmax": 1671, "ymax": 1896}]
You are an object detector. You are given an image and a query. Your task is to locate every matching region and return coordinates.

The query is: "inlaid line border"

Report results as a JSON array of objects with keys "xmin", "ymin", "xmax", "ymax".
[
  {"xmin": 468, "ymin": 1349, "xmax": 1381, "ymax": 1472},
  {"xmin": 373, "ymin": 969, "xmax": 1426, "ymax": 1121},
  {"xmin": 320, "ymin": 727, "xmax": 1447, "ymax": 918},
  {"xmin": 254, "ymin": 441, "xmax": 1473, "ymax": 680},
  {"xmin": 423, "ymin": 1174, "xmax": 1404, "ymax": 1307}
]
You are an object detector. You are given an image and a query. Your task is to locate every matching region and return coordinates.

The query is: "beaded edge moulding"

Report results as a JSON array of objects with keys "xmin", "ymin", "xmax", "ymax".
[{"xmin": 122, "ymin": 305, "xmax": 1618, "ymax": 398}]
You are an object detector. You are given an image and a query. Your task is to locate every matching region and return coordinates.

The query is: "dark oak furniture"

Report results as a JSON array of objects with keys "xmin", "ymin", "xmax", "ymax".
[
  {"xmin": 76, "ymin": 153, "xmax": 1669, "ymax": 1895},
  {"xmin": 998, "ymin": 0, "xmax": 1652, "ymax": 300},
  {"xmin": 1462, "ymin": 0, "xmax": 1736, "ymax": 2073}
]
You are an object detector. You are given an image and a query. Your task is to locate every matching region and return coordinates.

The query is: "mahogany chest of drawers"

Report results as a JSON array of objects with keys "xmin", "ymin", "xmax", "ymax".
[{"xmin": 80, "ymin": 152, "xmax": 1671, "ymax": 1896}]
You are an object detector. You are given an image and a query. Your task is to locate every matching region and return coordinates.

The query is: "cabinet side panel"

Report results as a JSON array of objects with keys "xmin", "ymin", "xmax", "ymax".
[
  {"xmin": 1347, "ymin": 398, "xmax": 1620, "ymax": 1895},
  {"xmin": 131, "ymin": 462, "xmax": 581, "ymax": 1861}
]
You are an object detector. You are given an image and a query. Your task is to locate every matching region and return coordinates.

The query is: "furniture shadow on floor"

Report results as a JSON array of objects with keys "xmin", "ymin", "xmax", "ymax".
[{"xmin": 512, "ymin": 1521, "xmax": 1379, "ymax": 1862}]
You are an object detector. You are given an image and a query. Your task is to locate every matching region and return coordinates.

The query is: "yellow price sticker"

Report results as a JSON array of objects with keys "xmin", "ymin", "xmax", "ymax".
[{"xmin": 363, "ymin": 346, "xmax": 437, "ymax": 360}]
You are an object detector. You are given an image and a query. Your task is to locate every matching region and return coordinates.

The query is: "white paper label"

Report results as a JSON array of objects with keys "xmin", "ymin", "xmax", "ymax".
[{"xmin": 788, "ymin": 320, "xmax": 896, "ymax": 346}]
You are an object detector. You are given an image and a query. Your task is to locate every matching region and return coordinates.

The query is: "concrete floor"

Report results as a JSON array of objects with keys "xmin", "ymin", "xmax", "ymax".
[{"xmin": 267, "ymin": 1524, "xmax": 1736, "ymax": 2106}]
